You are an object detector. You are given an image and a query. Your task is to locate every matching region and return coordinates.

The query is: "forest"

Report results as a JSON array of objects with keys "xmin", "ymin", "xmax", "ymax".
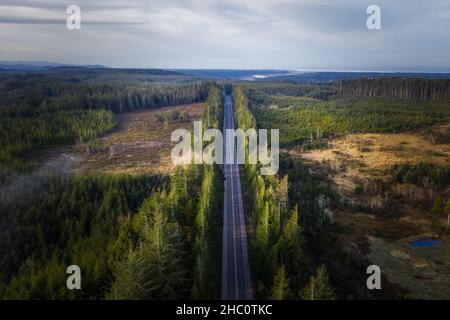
[
  {"xmin": 390, "ymin": 163, "xmax": 450, "ymax": 190},
  {"xmin": 0, "ymin": 84, "xmax": 223, "ymax": 299},
  {"xmin": 249, "ymin": 93, "xmax": 450, "ymax": 148},
  {"xmin": 338, "ymin": 78, "xmax": 450, "ymax": 100},
  {"xmin": 1, "ymin": 74, "xmax": 449, "ymax": 300},
  {"xmin": 243, "ymin": 82, "xmax": 336, "ymax": 101},
  {"xmin": 242, "ymin": 81, "xmax": 450, "ymax": 299},
  {"xmin": 0, "ymin": 75, "xmax": 210, "ymax": 117},
  {"xmin": 233, "ymin": 86, "xmax": 337, "ymax": 299},
  {"xmin": 0, "ymin": 73, "xmax": 211, "ymax": 185},
  {"xmin": 0, "ymin": 173, "xmax": 168, "ymax": 299},
  {"xmin": 109, "ymin": 86, "xmax": 224, "ymax": 299}
]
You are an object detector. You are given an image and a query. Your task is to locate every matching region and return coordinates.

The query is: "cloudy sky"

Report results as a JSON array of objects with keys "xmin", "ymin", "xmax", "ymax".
[{"xmin": 1, "ymin": 0, "xmax": 449, "ymax": 71}]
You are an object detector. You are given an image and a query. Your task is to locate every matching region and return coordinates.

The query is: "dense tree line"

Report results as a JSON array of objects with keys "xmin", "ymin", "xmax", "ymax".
[
  {"xmin": 0, "ymin": 173, "xmax": 167, "ymax": 299},
  {"xmin": 233, "ymin": 86, "xmax": 335, "ymax": 299},
  {"xmin": 0, "ymin": 109, "xmax": 117, "ymax": 187},
  {"xmin": 0, "ymin": 77, "xmax": 210, "ymax": 116},
  {"xmin": 390, "ymin": 163, "xmax": 450, "ymax": 190},
  {"xmin": 0, "ymin": 75, "xmax": 211, "ymax": 185},
  {"xmin": 108, "ymin": 164, "xmax": 222, "ymax": 299},
  {"xmin": 0, "ymin": 84, "xmax": 223, "ymax": 299},
  {"xmin": 1, "ymin": 110, "xmax": 116, "ymax": 157},
  {"xmin": 0, "ymin": 164, "xmax": 220, "ymax": 299},
  {"xmin": 202, "ymin": 86, "xmax": 223, "ymax": 130},
  {"xmin": 190, "ymin": 165, "xmax": 223, "ymax": 298},
  {"xmin": 338, "ymin": 78, "xmax": 450, "ymax": 100},
  {"xmin": 109, "ymin": 86, "xmax": 224, "ymax": 299},
  {"xmin": 251, "ymin": 95, "xmax": 323, "ymax": 109},
  {"xmin": 243, "ymin": 83, "xmax": 336, "ymax": 102},
  {"xmin": 250, "ymin": 95, "xmax": 450, "ymax": 148},
  {"xmin": 192, "ymin": 88, "xmax": 223, "ymax": 298}
]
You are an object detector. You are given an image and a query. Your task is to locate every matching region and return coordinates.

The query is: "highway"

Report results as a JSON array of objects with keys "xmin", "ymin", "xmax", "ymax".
[{"xmin": 221, "ymin": 94, "xmax": 253, "ymax": 300}]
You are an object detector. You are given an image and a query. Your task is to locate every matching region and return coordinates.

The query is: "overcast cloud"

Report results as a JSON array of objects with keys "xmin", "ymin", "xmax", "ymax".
[{"xmin": 0, "ymin": 0, "xmax": 449, "ymax": 71}]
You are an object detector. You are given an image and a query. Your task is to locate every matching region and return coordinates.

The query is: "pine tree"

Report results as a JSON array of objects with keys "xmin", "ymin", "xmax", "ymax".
[
  {"xmin": 278, "ymin": 175, "xmax": 289, "ymax": 213},
  {"xmin": 192, "ymin": 167, "xmax": 211, "ymax": 298},
  {"xmin": 432, "ymin": 196, "xmax": 443, "ymax": 215},
  {"xmin": 299, "ymin": 266, "xmax": 335, "ymax": 300},
  {"xmin": 443, "ymin": 198, "xmax": 450, "ymax": 216},
  {"xmin": 444, "ymin": 199, "xmax": 450, "ymax": 232},
  {"xmin": 282, "ymin": 206, "xmax": 304, "ymax": 276},
  {"xmin": 138, "ymin": 199, "xmax": 187, "ymax": 299},
  {"xmin": 108, "ymin": 250, "xmax": 143, "ymax": 299},
  {"xmin": 192, "ymin": 165, "xmax": 222, "ymax": 299},
  {"xmin": 255, "ymin": 201, "xmax": 270, "ymax": 248},
  {"xmin": 269, "ymin": 265, "xmax": 289, "ymax": 300},
  {"xmin": 110, "ymin": 193, "xmax": 187, "ymax": 300},
  {"xmin": 111, "ymin": 216, "xmax": 138, "ymax": 263}
]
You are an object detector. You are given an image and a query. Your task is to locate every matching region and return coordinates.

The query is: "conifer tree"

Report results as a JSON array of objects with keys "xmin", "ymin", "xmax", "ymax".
[
  {"xmin": 299, "ymin": 266, "xmax": 335, "ymax": 300},
  {"xmin": 269, "ymin": 265, "xmax": 289, "ymax": 300},
  {"xmin": 432, "ymin": 196, "xmax": 443, "ymax": 215}
]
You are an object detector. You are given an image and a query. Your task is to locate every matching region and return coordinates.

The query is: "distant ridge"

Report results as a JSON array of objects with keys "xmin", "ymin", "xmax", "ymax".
[
  {"xmin": 1, "ymin": 63, "xmax": 450, "ymax": 82},
  {"xmin": 171, "ymin": 69, "xmax": 450, "ymax": 82},
  {"xmin": 0, "ymin": 61, "xmax": 107, "ymax": 71}
]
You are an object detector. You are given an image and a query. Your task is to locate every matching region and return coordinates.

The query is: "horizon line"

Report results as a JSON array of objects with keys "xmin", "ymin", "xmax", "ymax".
[{"xmin": 2, "ymin": 60, "xmax": 450, "ymax": 74}]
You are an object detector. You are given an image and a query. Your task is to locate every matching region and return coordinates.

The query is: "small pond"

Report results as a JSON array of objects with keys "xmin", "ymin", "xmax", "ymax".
[{"xmin": 409, "ymin": 238, "xmax": 442, "ymax": 248}]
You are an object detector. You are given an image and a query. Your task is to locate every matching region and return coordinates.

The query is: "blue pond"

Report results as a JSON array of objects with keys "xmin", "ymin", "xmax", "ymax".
[{"xmin": 410, "ymin": 239, "xmax": 442, "ymax": 248}]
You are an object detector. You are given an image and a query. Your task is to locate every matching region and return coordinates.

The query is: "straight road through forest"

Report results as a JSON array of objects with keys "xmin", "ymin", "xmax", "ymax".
[{"xmin": 221, "ymin": 94, "xmax": 253, "ymax": 300}]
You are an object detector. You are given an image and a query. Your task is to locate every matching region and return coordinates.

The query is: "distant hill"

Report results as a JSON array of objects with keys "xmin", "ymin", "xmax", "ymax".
[
  {"xmin": 47, "ymin": 66, "xmax": 183, "ymax": 76},
  {"xmin": 2, "ymin": 63, "xmax": 450, "ymax": 82},
  {"xmin": 0, "ymin": 61, "xmax": 107, "ymax": 72}
]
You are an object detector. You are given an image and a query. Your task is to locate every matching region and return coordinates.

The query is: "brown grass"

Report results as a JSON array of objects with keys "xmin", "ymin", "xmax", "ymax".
[
  {"xmin": 367, "ymin": 234, "xmax": 450, "ymax": 300},
  {"xmin": 299, "ymin": 131, "xmax": 449, "ymax": 172},
  {"xmin": 28, "ymin": 103, "xmax": 204, "ymax": 175},
  {"xmin": 285, "ymin": 120, "xmax": 450, "ymax": 299}
]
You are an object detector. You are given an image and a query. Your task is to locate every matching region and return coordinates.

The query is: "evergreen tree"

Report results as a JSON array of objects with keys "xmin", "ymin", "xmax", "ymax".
[
  {"xmin": 282, "ymin": 206, "xmax": 304, "ymax": 277},
  {"xmin": 269, "ymin": 265, "xmax": 289, "ymax": 300},
  {"xmin": 108, "ymin": 250, "xmax": 143, "ymax": 299},
  {"xmin": 111, "ymin": 193, "xmax": 188, "ymax": 300},
  {"xmin": 299, "ymin": 266, "xmax": 335, "ymax": 300},
  {"xmin": 432, "ymin": 196, "xmax": 443, "ymax": 215},
  {"xmin": 444, "ymin": 199, "xmax": 450, "ymax": 232},
  {"xmin": 444, "ymin": 199, "xmax": 450, "ymax": 216}
]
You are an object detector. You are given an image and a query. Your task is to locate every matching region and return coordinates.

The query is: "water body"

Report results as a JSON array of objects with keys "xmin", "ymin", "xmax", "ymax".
[{"xmin": 410, "ymin": 238, "xmax": 442, "ymax": 248}]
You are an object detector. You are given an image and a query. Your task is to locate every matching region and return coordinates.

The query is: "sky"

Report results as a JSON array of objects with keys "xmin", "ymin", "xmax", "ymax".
[{"xmin": 1, "ymin": 0, "xmax": 450, "ymax": 71}]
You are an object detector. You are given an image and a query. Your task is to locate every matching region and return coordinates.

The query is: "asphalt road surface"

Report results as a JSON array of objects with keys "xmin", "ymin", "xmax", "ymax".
[{"xmin": 221, "ymin": 94, "xmax": 253, "ymax": 300}]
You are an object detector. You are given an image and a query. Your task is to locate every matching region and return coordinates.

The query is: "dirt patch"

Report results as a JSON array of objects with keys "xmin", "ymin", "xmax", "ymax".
[
  {"xmin": 367, "ymin": 234, "xmax": 450, "ymax": 299},
  {"xmin": 27, "ymin": 103, "xmax": 204, "ymax": 175},
  {"xmin": 299, "ymin": 131, "xmax": 449, "ymax": 172},
  {"xmin": 286, "ymin": 120, "xmax": 450, "ymax": 225}
]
